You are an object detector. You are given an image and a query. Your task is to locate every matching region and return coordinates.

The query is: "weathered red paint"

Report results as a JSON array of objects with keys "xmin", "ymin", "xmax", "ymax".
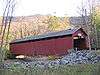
[
  {"xmin": 72, "ymin": 29, "xmax": 89, "ymax": 49},
  {"xmin": 10, "ymin": 36, "xmax": 73, "ymax": 56},
  {"xmin": 10, "ymin": 28, "xmax": 89, "ymax": 56}
]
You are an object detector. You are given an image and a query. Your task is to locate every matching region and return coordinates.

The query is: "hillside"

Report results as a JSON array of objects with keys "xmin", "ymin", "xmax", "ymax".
[{"xmin": 0, "ymin": 15, "xmax": 71, "ymax": 44}]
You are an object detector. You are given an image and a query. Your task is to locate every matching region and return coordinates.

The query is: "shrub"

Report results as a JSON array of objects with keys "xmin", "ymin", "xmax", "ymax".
[{"xmin": 47, "ymin": 55, "xmax": 60, "ymax": 60}]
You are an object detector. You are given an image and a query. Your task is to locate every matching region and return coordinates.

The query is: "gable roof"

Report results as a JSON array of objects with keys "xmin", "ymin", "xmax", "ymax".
[{"xmin": 11, "ymin": 28, "xmax": 85, "ymax": 44}]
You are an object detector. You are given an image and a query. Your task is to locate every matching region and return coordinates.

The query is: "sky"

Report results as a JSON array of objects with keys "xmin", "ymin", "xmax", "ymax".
[
  {"xmin": 15, "ymin": 0, "xmax": 82, "ymax": 17},
  {"xmin": 0, "ymin": 0, "xmax": 99, "ymax": 17}
]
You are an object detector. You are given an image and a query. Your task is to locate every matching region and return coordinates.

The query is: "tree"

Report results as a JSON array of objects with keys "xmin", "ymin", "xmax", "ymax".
[
  {"xmin": 95, "ymin": 5, "xmax": 100, "ymax": 31},
  {"xmin": 94, "ymin": 5, "xmax": 100, "ymax": 47},
  {"xmin": 0, "ymin": 0, "xmax": 16, "ymax": 62},
  {"xmin": 47, "ymin": 16, "xmax": 70, "ymax": 32},
  {"xmin": 77, "ymin": 0, "xmax": 99, "ymax": 49}
]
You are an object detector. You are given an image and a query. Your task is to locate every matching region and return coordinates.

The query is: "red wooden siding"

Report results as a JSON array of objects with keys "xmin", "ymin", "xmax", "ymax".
[
  {"xmin": 10, "ymin": 28, "xmax": 89, "ymax": 56},
  {"xmin": 10, "ymin": 36, "xmax": 73, "ymax": 56},
  {"xmin": 72, "ymin": 29, "xmax": 88, "ymax": 49}
]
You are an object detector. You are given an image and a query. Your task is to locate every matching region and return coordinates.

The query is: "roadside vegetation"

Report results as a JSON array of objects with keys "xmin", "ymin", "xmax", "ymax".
[{"xmin": 0, "ymin": 62, "xmax": 100, "ymax": 75}]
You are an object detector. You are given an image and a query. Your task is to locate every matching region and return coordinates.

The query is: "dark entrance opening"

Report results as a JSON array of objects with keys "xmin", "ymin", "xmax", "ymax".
[{"xmin": 74, "ymin": 38, "xmax": 86, "ymax": 50}]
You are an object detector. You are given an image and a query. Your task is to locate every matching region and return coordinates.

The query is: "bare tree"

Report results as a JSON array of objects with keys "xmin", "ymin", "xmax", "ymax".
[
  {"xmin": 86, "ymin": 0, "xmax": 99, "ymax": 49},
  {"xmin": 0, "ymin": 0, "xmax": 16, "ymax": 61},
  {"xmin": 77, "ymin": 0, "xmax": 99, "ymax": 50}
]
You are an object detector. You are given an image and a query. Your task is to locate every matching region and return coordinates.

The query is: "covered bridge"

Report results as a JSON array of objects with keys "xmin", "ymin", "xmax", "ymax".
[{"xmin": 10, "ymin": 28, "xmax": 89, "ymax": 56}]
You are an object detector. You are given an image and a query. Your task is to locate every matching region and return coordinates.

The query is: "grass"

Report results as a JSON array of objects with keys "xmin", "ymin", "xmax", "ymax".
[
  {"xmin": 95, "ymin": 50, "xmax": 100, "ymax": 55},
  {"xmin": 0, "ymin": 50, "xmax": 100, "ymax": 75},
  {"xmin": 0, "ymin": 62, "xmax": 100, "ymax": 75}
]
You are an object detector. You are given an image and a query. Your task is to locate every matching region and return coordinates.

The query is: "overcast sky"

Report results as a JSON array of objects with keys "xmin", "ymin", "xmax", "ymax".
[
  {"xmin": 15, "ymin": 0, "xmax": 83, "ymax": 17},
  {"xmin": 0, "ymin": 0, "xmax": 99, "ymax": 17}
]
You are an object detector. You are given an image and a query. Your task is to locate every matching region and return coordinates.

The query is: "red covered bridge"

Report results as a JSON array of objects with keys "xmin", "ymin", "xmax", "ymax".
[{"xmin": 10, "ymin": 28, "xmax": 89, "ymax": 56}]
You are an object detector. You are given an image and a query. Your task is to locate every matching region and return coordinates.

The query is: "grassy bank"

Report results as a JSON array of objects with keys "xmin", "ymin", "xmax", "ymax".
[{"xmin": 0, "ymin": 63, "xmax": 100, "ymax": 75}]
